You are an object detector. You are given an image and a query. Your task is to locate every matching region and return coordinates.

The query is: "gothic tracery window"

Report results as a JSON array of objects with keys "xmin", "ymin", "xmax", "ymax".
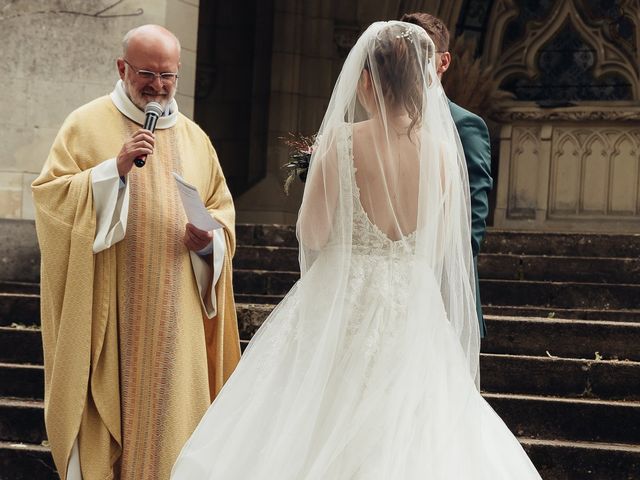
[
  {"xmin": 502, "ymin": 21, "xmax": 633, "ymax": 102},
  {"xmin": 457, "ymin": 0, "xmax": 637, "ymax": 103}
]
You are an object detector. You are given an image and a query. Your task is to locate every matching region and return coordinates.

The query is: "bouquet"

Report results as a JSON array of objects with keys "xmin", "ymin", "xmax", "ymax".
[{"xmin": 281, "ymin": 132, "xmax": 316, "ymax": 195}]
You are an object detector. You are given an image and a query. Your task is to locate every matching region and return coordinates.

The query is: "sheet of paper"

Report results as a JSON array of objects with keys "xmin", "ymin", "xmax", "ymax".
[{"xmin": 173, "ymin": 172, "xmax": 222, "ymax": 231}]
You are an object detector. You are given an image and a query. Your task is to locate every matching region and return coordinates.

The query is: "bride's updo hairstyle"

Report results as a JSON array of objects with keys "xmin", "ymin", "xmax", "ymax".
[{"xmin": 364, "ymin": 23, "xmax": 434, "ymax": 135}]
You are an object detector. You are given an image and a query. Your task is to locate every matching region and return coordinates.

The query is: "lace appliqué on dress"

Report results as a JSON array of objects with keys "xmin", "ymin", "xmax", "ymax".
[{"xmin": 335, "ymin": 124, "xmax": 415, "ymax": 365}]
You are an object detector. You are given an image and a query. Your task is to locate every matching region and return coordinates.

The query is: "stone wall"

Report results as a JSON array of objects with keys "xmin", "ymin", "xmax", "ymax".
[
  {"xmin": 494, "ymin": 106, "xmax": 640, "ymax": 233},
  {"xmin": 232, "ymin": 0, "xmax": 338, "ymax": 224},
  {"xmin": 0, "ymin": 0, "xmax": 199, "ymax": 220}
]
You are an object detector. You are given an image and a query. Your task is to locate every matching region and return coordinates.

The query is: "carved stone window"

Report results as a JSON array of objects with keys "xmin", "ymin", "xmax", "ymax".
[
  {"xmin": 485, "ymin": 0, "xmax": 639, "ymax": 102},
  {"xmin": 502, "ymin": 22, "xmax": 633, "ymax": 102},
  {"xmin": 502, "ymin": 0, "xmax": 555, "ymax": 51},
  {"xmin": 455, "ymin": 0, "xmax": 496, "ymax": 50}
]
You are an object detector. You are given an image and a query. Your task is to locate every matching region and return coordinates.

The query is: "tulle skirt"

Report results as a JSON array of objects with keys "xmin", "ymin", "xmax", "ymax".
[{"xmin": 171, "ymin": 251, "xmax": 541, "ymax": 479}]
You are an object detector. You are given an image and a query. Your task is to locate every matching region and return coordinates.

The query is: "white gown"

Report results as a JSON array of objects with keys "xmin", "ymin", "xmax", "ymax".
[{"xmin": 171, "ymin": 122, "xmax": 542, "ymax": 479}]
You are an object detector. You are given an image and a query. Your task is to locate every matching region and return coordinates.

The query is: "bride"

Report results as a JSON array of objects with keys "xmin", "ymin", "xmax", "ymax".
[{"xmin": 172, "ymin": 21, "xmax": 541, "ymax": 479}]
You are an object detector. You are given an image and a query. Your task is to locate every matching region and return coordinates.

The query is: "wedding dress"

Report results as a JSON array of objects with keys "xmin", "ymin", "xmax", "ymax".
[{"xmin": 171, "ymin": 21, "xmax": 541, "ymax": 479}]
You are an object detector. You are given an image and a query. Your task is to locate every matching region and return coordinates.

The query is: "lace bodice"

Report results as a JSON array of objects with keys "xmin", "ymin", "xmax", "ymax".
[
  {"xmin": 328, "ymin": 124, "xmax": 415, "ymax": 359},
  {"xmin": 337, "ymin": 123, "xmax": 416, "ymax": 257}
]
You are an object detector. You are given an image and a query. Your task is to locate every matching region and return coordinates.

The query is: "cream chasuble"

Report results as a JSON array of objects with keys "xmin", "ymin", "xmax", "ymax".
[{"xmin": 32, "ymin": 83, "xmax": 241, "ymax": 480}]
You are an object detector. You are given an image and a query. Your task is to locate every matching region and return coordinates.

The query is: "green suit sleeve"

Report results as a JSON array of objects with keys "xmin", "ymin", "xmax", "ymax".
[{"xmin": 457, "ymin": 113, "xmax": 492, "ymax": 256}]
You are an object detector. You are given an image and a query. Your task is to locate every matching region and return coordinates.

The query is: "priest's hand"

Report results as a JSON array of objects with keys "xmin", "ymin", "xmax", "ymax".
[
  {"xmin": 116, "ymin": 129, "xmax": 155, "ymax": 176},
  {"xmin": 184, "ymin": 223, "xmax": 213, "ymax": 252}
]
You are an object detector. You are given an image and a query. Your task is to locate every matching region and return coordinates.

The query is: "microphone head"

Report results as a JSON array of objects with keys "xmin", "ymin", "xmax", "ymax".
[{"xmin": 145, "ymin": 101, "xmax": 164, "ymax": 118}]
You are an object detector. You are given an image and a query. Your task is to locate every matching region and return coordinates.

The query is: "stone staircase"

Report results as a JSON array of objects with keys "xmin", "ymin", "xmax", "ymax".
[
  {"xmin": 233, "ymin": 225, "xmax": 640, "ymax": 480},
  {"xmin": 1, "ymin": 220, "xmax": 640, "ymax": 479}
]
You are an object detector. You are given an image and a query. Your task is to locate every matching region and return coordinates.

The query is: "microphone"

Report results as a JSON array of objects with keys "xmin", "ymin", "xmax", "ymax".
[{"xmin": 134, "ymin": 101, "xmax": 164, "ymax": 168}]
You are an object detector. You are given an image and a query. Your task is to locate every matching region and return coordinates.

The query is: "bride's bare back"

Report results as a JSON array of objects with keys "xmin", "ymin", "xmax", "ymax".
[{"xmin": 352, "ymin": 119, "xmax": 421, "ymax": 240}]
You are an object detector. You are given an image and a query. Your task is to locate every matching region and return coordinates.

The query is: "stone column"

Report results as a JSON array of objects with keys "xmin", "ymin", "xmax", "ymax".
[
  {"xmin": 235, "ymin": 0, "xmax": 411, "ymax": 224},
  {"xmin": 234, "ymin": 0, "xmax": 336, "ymax": 224}
]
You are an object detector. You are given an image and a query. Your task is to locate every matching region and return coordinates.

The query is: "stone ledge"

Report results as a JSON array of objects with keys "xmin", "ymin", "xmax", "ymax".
[{"xmin": 0, "ymin": 219, "xmax": 38, "ymax": 283}]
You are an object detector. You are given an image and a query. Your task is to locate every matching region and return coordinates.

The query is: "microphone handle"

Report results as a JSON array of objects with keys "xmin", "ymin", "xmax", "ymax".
[{"xmin": 134, "ymin": 114, "xmax": 160, "ymax": 168}]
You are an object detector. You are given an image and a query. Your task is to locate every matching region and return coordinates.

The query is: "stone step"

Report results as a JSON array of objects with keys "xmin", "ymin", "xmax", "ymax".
[
  {"xmin": 1, "ymin": 439, "xmax": 637, "ymax": 480},
  {"xmin": 0, "ymin": 282, "xmax": 38, "ymax": 295},
  {"xmin": 235, "ymin": 245, "xmax": 299, "ymax": 272},
  {"xmin": 235, "ymin": 245, "xmax": 640, "ymax": 284},
  {"xmin": 241, "ymin": 337, "xmax": 640, "ymax": 402},
  {"xmin": 236, "ymin": 224, "xmax": 640, "ymax": 258},
  {"xmin": 237, "ymin": 223, "xmax": 297, "ymax": 248},
  {"xmin": 236, "ymin": 304, "xmax": 640, "ymax": 361},
  {"xmin": 0, "ymin": 441, "xmax": 57, "ymax": 480},
  {"xmin": 232, "ymin": 270, "xmax": 640, "ymax": 310},
  {"xmin": 237, "ymin": 293, "xmax": 288, "ymax": 305},
  {"xmin": 0, "ymin": 327, "xmax": 42, "ymax": 365},
  {"xmin": 233, "ymin": 269, "xmax": 298, "ymax": 297},
  {"xmin": 4, "ymin": 220, "xmax": 639, "ymax": 285},
  {"xmin": 483, "ymin": 315, "xmax": 640, "ymax": 361},
  {"xmin": 8, "ymin": 332, "xmax": 638, "ymax": 402},
  {"xmin": 236, "ymin": 305, "xmax": 640, "ymax": 399},
  {"xmin": 3, "ymin": 289, "xmax": 638, "ymax": 332},
  {"xmin": 8, "ymin": 339, "xmax": 640, "ymax": 401},
  {"xmin": 6, "ymin": 311, "xmax": 637, "ymax": 369},
  {"xmin": 2, "ymin": 392, "xmax": 638, "ymax": 448},
  {"xmin": 5, "ymin": 316, "xmax": 639, "ymax": 402},
  {"xmin": 483, "ymin": 305, "xmax": 640, "ymax": 323},
  {"xmin": 482, "ymin": 230, "xmax": 640, "ymax": 258},
  {"xmin": 236, "ymin": 303, "xmax": 274, "ymax": 337},
  {"xmin": 480, "ymin": 354, "xmax": 640, "ymax": 401},
  {"xmin": 0, "ymin": 398, "xmax": 45, "ymax": 444},
  {"xmin": 485, "ymin": 393, "xmax": 640, "ymax": 445},
  {"xmin": 0, "ymin": 363, "xmax": 43, "ymax": 400},
  {"xmin": 4, "ymin": 220, "xmax": 640, "ymax": 263},
  {"xmin": 481, "ymin": 279, "xmax": 640, "ymax": 310},
  {"xmin": 478, "ymin": 254, "xmax": 640, "ymax": 284},
  {"xmin": 520, "ymin": 438, "xmax": 640, "ymax": 480},
  {"xmin": 0, "ymin": 293, "xmax": 39, "ymax": 327}
]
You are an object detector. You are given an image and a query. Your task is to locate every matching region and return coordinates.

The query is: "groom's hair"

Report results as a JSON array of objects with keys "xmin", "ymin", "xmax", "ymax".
[{"xmin": 400, "ymin": 13, "xmax": 450, "ymax": 53}]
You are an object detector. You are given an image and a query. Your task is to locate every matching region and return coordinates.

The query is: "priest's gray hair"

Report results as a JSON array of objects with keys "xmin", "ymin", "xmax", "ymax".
[{"xmin": 122, "ymin": 25, "xmax": 181, "ymax": 56}]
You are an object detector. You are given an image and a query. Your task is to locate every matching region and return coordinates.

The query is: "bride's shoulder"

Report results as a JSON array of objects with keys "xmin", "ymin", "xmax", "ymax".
[
  {"xmin": 351, "ymin": 119, "xmax": 373, "ymax": 132},
  {"xmin": 351, "ymin": 120, "xmax": 375, "ymax": 142}
]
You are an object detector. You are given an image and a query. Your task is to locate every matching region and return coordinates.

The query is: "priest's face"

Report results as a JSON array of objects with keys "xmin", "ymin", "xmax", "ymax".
[{"xmin": 118, "ymin": 30, "xmax": 181, "ymax": 110}]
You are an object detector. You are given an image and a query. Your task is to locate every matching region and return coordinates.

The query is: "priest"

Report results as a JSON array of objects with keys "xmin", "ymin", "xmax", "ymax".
[{"xmin": 32, "ymin": 24, "xmax": 241, "ymax": 480}]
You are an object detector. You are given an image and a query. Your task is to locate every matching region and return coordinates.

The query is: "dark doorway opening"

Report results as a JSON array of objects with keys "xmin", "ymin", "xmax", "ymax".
[{"xmin": 195, "ymin": 1, "xmax": 274, "ymax": 196}]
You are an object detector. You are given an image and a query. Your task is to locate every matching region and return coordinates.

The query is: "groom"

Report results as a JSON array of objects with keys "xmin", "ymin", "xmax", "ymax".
[{"xmin": 401, "ymin": 12, "xmax": 493, "ymax": 337}]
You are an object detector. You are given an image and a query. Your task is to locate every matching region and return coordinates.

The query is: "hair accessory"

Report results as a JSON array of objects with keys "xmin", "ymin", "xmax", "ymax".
[{"xmin": 395, "ymin": 29, "xmax": 413, "ymax": 40}]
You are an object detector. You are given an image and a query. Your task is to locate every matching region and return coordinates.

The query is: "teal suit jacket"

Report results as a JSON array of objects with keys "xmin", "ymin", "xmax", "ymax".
[{"xmin": 449, "ymin": 101, "xmax": 493, "ymax": 337}]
